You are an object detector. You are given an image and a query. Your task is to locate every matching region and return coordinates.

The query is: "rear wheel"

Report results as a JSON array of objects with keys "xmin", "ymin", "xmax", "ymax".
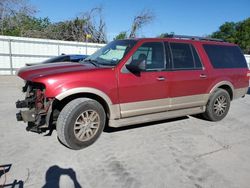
[
  {"xmin": 202, "ymin": 88, "xmax": 230, "ymax": 121},
  {"xmin": 57, "ymin": 98, "xmax": 106, "ymax": 150}
]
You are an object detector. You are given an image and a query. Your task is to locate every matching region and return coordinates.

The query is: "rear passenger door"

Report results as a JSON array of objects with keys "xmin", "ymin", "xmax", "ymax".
[{"xmin": 166, "ymin": 42, "xmax": 210, "ymax": 109}]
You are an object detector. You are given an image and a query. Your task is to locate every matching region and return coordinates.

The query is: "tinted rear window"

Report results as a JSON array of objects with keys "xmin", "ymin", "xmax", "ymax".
[
  {"xmin": 170, "ymin": 43, "xmax": 194, "ymax": 69},
  {"xmin": 169, "ymin": 43, "xmax": 203, "ymax": 70},
  {"xmin": 203, "ymin": 44, "xmax": 247, "ymax": 68}
]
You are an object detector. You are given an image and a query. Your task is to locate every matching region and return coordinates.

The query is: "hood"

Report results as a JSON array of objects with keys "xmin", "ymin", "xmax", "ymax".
[{"xmin": 17, "ymin": 62, "xmax": 101, "ymax": 81}]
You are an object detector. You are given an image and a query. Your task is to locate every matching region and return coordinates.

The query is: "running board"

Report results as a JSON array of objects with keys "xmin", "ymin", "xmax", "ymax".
[{"xmin": 109, "ymin": 106, "xmax": 205, "ymax": 128}]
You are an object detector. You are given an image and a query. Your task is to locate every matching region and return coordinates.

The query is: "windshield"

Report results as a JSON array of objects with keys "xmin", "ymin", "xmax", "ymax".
[{"xmin": 83, "ymin": 40, "xmax": 137, "ymax": 66}]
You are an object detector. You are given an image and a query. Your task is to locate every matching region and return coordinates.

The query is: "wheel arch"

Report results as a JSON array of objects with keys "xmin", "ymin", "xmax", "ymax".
[
  {"xmin": 54, "ymin": 87, "xmax": 120, "ymax": 120},
  {"xmin": 209, "ymin": 81, "xmax": 234, "ymax": 100}
]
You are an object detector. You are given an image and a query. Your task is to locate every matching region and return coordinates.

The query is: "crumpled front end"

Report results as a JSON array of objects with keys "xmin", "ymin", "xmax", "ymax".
[{"xmin": 16, "ymin": 81, "xmax": 53, "ymax": 133}]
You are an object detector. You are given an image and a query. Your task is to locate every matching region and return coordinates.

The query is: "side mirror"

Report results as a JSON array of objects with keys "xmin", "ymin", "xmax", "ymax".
[{"xmin": 125, "ymin": 60, "xmax": 146, "ymax": 74}]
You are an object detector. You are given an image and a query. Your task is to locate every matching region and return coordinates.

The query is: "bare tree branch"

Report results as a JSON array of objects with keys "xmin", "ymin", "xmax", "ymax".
[
  {"xmin": 80, "ymin": 6, "xmax": 107, "ymax": 43},
  {"xmin": 129, "ymin": 9, "xmax": 154, "ymax": 38}
]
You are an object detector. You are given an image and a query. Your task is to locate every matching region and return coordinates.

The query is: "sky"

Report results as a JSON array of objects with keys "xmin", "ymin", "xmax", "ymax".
[{"xmin": 29, "ymin": 0, "xmax": 250, "ymax": 41}]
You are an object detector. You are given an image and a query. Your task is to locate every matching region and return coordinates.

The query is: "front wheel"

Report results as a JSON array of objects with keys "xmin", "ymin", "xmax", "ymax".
[
  {"xmin": 202, "ymin": 88, "xmax": 231, "ymax": 121},
  {"xmin": 57, "ymin": 98, "xmax": 106, "ymax": 150}
]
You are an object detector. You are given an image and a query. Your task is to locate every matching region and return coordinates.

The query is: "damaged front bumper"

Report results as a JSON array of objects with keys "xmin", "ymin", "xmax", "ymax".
[
  {"xmin": 16, "ymin": 81, "xmax": 54, "ymax": 133},
  {"xmin": 16, "ymin": 108, "xmax": 36, "ymax": 122}
]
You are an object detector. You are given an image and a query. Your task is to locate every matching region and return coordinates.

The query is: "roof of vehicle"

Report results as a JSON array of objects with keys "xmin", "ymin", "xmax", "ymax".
[{"xmin": 122, "ymin": 35, "xmax": 236, "ymax": 46}]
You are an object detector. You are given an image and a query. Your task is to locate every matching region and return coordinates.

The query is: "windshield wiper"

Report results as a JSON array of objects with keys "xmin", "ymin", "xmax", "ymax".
[
  {"xmin": 83, "ymin": 59, "xmax": 99, "ymax": 67},
  {"xmin": 98, "ymin": 62, "xmax": 116, "ymax": 66}
]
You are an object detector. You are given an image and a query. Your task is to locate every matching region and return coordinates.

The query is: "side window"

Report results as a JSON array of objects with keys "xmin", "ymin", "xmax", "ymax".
[
  {"xmin": 170, "ymin": 43, "xmax": 195, "ymax": 70},
  {"xmin": 203, "ymin": 44, "xmax": 247, "ymax": 68},
  {"xmin": 191, "ymin": 45, "xmax": 203, "ymax": 69},
  {"xmin": 132, "ymin": 42, "xmax": 165, "ymax": 70}
]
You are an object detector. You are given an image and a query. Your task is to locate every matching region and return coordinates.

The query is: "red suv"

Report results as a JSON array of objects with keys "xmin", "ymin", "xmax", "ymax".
[{"xmin": 16, "ymin": 35, "xmax": 249, "ymax": 149}]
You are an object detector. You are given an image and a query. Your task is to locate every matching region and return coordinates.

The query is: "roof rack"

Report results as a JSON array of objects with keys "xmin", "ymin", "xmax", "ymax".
[{"xmin": 166, "ymin": 34, "xmax": 225, "ymax": 42}]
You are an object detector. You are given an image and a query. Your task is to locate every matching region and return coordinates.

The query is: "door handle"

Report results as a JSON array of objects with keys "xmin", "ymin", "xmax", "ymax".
[
  {"xmin": 200, "ymin": 74, "xmax": 207, "ymax": 79},
  {"xmin": 157, "ymin": 76, "xmax": 165, "ymax": 81}
]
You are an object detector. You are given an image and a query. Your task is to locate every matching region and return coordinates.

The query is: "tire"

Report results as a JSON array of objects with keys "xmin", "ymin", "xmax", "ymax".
[
  {"xmin": 57, "ymin": 98, "xmax": 106, "ymax": 150},
  {"xmin": 202, "ymin": 88, "xmax": 230, "ymax": 121}
]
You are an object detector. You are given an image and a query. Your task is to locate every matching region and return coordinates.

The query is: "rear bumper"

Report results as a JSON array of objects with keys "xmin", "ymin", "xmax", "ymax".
[{"xmin": 233, "ymin": 87, "xmax": 248, "ymax": 99}]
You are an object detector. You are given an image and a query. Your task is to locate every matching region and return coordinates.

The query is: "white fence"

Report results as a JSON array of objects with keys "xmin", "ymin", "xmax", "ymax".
[
  {"xmin": 0, "ymin": 35, "xmax": 105, "ymax": 75},
  {"xmin": 0, "ymin": 35, "xmax": 250, "ymax": 75},
  {"xmin": 245, "ymin": 54, "xmax": 250, "ymax": 68}
]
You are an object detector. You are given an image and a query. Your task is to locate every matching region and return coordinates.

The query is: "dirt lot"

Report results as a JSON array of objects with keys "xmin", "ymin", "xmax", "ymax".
[{"xmin": 0, "ymin": 76, "xmax": 250, "ymax": 188}]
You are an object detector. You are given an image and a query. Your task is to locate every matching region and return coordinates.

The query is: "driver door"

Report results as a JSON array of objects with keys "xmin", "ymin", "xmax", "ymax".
[{"xmin": 118, "ymin": 42, "xmax": 170, "ymax": 118}]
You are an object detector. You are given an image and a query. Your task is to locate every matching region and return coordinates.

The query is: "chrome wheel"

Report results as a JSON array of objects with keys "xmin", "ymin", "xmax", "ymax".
[
  {"xmin": 74, "ymin": 110, "xmax": 100, "ymax": 141},
  {"xmin": 213, "ymin": 95, "xmax": 227, "ymax": 116}
]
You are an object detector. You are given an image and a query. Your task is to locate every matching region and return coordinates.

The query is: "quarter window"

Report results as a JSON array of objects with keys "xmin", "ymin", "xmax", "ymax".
[{"xmin": 203, "ymin": 44, "xmax": 247, "ymax": 68}]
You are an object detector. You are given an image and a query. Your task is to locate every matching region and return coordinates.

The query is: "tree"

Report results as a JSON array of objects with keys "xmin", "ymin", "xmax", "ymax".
[
  {"xmin": 113, "ymin": 31, "xmax": 127, "ymax": 40},
  {"xmin": 211, "ymin": 18, "xmax": 250, "ymax": 54},
  {"xmin": 158, "ymin": 32, "xmax": 175, "ymax": 38},
  {"xmin": 235, "ymin": 18, "xmax": 250, "ymax": 54},
  {"xmin": 0, "ymin": 0, "xmax": 36, "ymax": 34},
  {"xmin": 0, "ymin": 3, "xmax": 107, "ymax": 43},
  {"xmin": 211, "ymin": 22, "xmax": 237, "ymax": 43},
  {"xmin": 46, "ymin": 7, "xmax": 108, "ymax": 43},
  {"xmin": 129, "ymin": 10, "xmax": 154, "ymax": 38},
  {"xmin": 80, "ymin": 7, "xmax": 107, "ymax": 43},
  {"xmin": 1, "ymin": 12, "xmax": 50, "ymax": 37}
]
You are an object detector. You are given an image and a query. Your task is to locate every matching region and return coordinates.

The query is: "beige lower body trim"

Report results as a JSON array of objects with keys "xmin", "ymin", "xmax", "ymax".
[
  {"xmin": 233, "ymin": 87, "xmax": 248, "ymax": 99},
  {"xmin": 170, "ymin": 94, "xmax": 209, "ymax": 110},
  {"xmin": 109, "ymin": 104, "xmax": 120, "ymax": 119},
  {"xmin": 109, "ymin": 106, "xmax": 205, "ymax": 128},
  {"xmin": 120, "ymin": 98, "xmax": 171, "ymax": 118},
  {"xmin": 119, "ymin": 94, "xmax": 209, "ymax": 118}
]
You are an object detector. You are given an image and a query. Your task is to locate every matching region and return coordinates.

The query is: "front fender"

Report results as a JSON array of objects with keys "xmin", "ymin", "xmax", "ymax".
[
  {"xmin": 55, "ymin": 87, "xmax": 120, "ymax": 120},
  {"xmin": 55, "ymin": 87, "xmax": 113, "ymax": 104}
]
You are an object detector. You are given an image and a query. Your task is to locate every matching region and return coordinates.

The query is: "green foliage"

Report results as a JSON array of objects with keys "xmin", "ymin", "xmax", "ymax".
[
  {"xmin": 0, "ymin": 2, "xmax": 107, "ymax": 43},
  {"xmin": 235, "ymin": 18, "xmax": 250, "ymax": 54},
  {"xmin": 113, "ymin": 31, "xmax": 127, "ymax": 40},
  {"xmin": 1, "ymin": 13, "xmax": 50, "ymax": 37},
  {"xmin": 0, "ymin": 13, "xmax": 107, "ymax": 43},
  {"xmin": 211, "ymin": 22, "xmax": 237, "ymax": 43},
  {"xmin": 158, "ymin": 32, "xmax": 175, "ymax": 38},
  {"xmin": 211, "ymin": 18, "xmax": 250, "ymax": 54}
]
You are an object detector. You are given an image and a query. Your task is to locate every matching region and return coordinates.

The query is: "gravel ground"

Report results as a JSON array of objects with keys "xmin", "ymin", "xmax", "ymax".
[{"xmin": 0, "ymin": 76, "xmax": 250, "ymax": 188}]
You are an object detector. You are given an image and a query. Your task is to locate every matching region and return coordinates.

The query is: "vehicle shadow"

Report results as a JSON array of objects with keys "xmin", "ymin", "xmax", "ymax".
[
  {"xmin": 104, "ymin": 116, "xmax": 189, "ymax": 133},
  {"xmin": 0, "ymin": 164, "xmax": 24, "ymax": 188},
  {"xmin": 42, "ymin": 165, "xmax": 82, "ymax": 188}
]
